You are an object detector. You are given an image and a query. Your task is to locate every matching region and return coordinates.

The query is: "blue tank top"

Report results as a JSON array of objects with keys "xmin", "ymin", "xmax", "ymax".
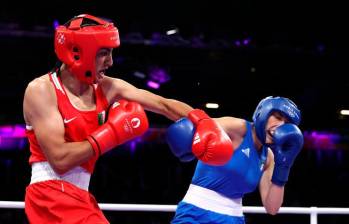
[{"xmin": 191, "ymin": 121, "xmax": 267, "ymax": 199}]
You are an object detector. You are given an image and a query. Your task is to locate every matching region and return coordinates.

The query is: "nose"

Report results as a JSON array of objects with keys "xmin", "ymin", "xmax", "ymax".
[{"xmin": 105, "ymin": 53, "xmax": 113, "ymax": 67}]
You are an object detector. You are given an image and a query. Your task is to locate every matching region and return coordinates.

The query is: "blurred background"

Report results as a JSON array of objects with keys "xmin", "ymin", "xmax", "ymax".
[{"xmin": 1, "ymin": 0, "xmax": 349, "ymax": 223}]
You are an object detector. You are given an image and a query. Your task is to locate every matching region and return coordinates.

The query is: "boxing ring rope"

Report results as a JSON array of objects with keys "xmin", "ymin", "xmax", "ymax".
[{"xmin": 1, "ymin": 201, "xmax": 349, "ymax": 224}]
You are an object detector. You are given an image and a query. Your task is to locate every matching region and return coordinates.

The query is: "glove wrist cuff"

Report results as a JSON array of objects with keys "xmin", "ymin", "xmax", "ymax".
[
  {"xmin": 271, "ymin": 165, "xmax": 291, "ymax": 186},
  {"xmin": 87, "ymin": 135, "xmax": 101, "ymax": 157},
  {"xmin": 188, "ymin": 109, "xmax": 210, "ymax": 124}
]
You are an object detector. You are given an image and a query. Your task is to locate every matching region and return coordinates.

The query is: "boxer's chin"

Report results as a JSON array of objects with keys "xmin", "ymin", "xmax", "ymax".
[{"xmin": 95, "ymin": 71, "xmax": 105, "ymax": 83}]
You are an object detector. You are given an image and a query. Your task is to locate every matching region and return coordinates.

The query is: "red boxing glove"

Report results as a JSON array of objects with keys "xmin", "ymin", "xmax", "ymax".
[
  {"xmin": 87, "ymin": 100, "xmax": 149, "ymax": 156},
  {"xmin": 188, "ymin": 109, "xmax": 234, "ymax": 166}
]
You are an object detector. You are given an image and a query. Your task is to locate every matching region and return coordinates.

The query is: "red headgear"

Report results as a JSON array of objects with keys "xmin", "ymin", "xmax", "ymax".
[{"xmin": 54, "ymin": 14, "xmax": 120, "ymax": 84}]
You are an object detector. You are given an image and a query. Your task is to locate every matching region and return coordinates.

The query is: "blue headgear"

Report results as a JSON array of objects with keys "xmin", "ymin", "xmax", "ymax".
[{"xmin": 252, "ymin": 96, "xmax": 301, "ymax": 145}]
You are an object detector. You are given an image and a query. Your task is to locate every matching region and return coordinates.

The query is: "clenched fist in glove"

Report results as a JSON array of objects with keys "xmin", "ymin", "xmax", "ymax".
[
  {"xmin": 166, "ymin": 109, "xmax": 234, "ymax": 166},
  {"xmin": 87, "ymin": 100, "xmax": 149, "ymax": 156},
  {"xmin": 271, "ymin": 123, "xmax": 303, "ymax": 186}
]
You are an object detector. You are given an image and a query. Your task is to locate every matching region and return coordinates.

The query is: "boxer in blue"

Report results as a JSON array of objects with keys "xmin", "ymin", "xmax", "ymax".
[{"xmin": 166, "ymin": 96, "xmax": 304, "ymax": 224}]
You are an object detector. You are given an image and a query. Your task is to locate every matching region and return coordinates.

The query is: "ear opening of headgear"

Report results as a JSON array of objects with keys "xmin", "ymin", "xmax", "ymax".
[
  {"xmin": 54, "ymin": 14, "xmax": 120, "ymax": 84},
  {"xmin": 252, "ymin": 96, "xmax": 301, "ymax": 145}
]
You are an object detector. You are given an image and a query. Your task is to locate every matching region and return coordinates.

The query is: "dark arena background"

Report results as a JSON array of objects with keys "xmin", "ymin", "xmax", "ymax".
[{"xmin": 1, "ymin": 1, "xmax": 349, "ymax": 223}]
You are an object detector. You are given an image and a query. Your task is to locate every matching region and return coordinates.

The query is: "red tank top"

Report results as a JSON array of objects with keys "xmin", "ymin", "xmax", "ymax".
[{"xmin": 26, "ymin": 72, "xmax": 109, "ymax": 173}]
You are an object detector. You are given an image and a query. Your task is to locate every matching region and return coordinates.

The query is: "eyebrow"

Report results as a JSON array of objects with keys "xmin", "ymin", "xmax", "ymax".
[
  {"xmin": 277, "ymin": 113, "xmax": 289, "ymax": 122},
  {"xmin": 272, "ymin": 112, "xmax": 288, "ymax": 121}
]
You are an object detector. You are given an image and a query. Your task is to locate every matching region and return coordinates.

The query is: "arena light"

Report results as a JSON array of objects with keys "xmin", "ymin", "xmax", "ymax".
[
  {"xmin": 133, "ymin": 71, "xmax": 146, "ymax": 79},
  {"xmin": 205, "ymin": 103, "xmax": 219, "ymax": 109},
  {"xmin": 243, "ymin": 38, "xmax": 251, "ymax": 45},
  {"xmin": 166, "ymin": 29, "xmax": 178, "ymax": 35},
  {"xmin": 53, "ymin": 20, "xmax": 60, "ymax": 29},
  {"xmin": 148, "ymin": 67, "xmax": 170, "ymax": 84},
  {"xmin": 0, "ymin": 124, "xmax": 27, "ymax": 150},
  {"xmin": 147, "ymin": 80, "xmax": 160, "ymax": 89},
  {"xmin": 340, "ymin": 110, "xmax": 349, "ymax": 116},
  {"xmin": 145, "ymin": 66, "xmax": 171, "ymax": 89},
  {"xmin": 303, "ymin": 131, "xmax": 340, "ymax": 151}
]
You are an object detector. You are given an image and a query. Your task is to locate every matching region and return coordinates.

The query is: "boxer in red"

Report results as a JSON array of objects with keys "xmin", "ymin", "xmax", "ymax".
[{"xmin": 23, "ymin": 14, "xmax": 194, "ymax": 224}]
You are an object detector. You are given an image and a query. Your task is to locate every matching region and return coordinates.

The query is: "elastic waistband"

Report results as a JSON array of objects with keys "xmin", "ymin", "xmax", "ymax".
[
  {"xmin": 30, "ymin": 161, "xmax": 91, "ymax": 191},
  {"xmin": 182, "ymin": 184, "xmax": 243, "ymax": 217}
]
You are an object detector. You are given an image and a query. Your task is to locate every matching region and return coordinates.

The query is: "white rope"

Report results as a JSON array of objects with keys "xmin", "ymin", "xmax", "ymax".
[
  {"xmin": 1, "ymin": 201, "xmax": 349, "ymax": 215},
  {"xmin": 99, "ymin": 203, "xmax": 177, "ymax": 212},
  {"xmin": 0, "ymin": 201, "xmax": 23, "ymax": 209}
]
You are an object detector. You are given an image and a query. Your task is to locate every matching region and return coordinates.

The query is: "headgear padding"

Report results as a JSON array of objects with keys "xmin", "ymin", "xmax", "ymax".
[
  {"xmin": 252, "ymin": 96, "xmax": 301, "ymax": 144},
  {"xmin": 54, "ymin": 14, "xmax": 120, "ymax": 84}
]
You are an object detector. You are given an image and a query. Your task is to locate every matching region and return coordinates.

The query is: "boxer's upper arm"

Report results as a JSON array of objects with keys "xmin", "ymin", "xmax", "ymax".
[
  {"xmin": 102, "ymin": 76, "xmax": 193, "ymax": 120},
  {"xmin": 214, "ymin": 117, "xmax": 246, "ymax": 138},
  {"xmin": 212, "ymin": 117, "xmax": 246, "ymax": 149},
  {"xmin": 23, "ymin": 79, "xmax": 65, "ymax": 162}
]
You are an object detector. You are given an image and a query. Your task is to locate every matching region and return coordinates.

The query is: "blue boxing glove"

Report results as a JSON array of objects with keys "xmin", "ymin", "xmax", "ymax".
[
  {"xmin": 271, "ymin": 123, "xmax": 304, "ymax": 186},
  {"xmin": 166, "ymin": 118, "xmax": 196, "ymax": 162}
]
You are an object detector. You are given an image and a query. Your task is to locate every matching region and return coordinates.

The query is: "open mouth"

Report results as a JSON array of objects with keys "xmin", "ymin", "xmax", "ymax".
[
  {"xmin": 267, "ymin": 130, "xmax": 275, "ymax": 137},
  {"xmin": 267, "ymin": 124, "xmax": 278, "ymax": 135}
]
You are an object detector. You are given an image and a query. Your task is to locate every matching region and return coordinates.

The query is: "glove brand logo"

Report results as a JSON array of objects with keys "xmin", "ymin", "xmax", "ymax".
[
  {"xmin": 112, "ymin": 102, "xmax": 120, "ymax": 108},
  {"xmin": 123, "ymin": 123, "xmax": 130, "ymax": 133},
  {"xmin": 110, "ymin": 36, "xmax": 118, "ymax": 41},
  {"xmin": 193, "ymin": 133, "xmax": 201, "ymax": 145},
  {"xmin": 260, "ymin": 162, "xmax": 265, "ymax": 171},
  {"xmin": 63, "ymin": 117, "xmax": 77, "ymax": 124},
  {"xmin": 57, "ymin": 33, "xmax": 65, "ymax": 45},
  {"xmin": 242, "ymin": 148, "xmax": 250, "ymax": 158},
  {"xmin": 131, "ymin": 118, "xmax": 141, "ymax": 129},
  {"xmin": 282, "ymin": 104, "xmax": 299, "ymax": 119},
  {"xmin": 98, "ymin": 111, "xmax": 106, "ymax": 125}
]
